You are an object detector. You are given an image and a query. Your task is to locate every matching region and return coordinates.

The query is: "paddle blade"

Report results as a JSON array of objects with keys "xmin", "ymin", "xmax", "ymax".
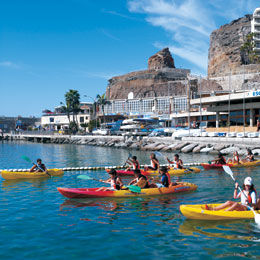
[
  {"xmin": 254, "ymin": 213, "xmax": 260, "ymax": 224},
  {"xmin": 222, "ymin": 166, "xmax": 235, "ymax": 181},
  {"xmin": 128, "ymin": 185, "xmax": 141, "ymax": 193},
  {"xmin": 154, "ymin": 151, "xmax": 162, "ymax": 157},
  {"xmin": 77, "ymin": 175, "xmax": 92, "ymax": 180},
  {"xmin": 21, "ymin": 156, "xmax": 32, "ymax": 163}
]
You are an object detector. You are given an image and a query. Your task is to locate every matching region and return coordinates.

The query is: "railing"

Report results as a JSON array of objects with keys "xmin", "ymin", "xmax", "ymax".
[{"xmin": 8, "ymin": 130, "xmax": 56, "ymax": 136}]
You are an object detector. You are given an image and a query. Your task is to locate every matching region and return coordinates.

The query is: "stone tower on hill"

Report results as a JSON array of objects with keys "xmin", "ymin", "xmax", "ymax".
[
  {"xmin": 148, "ymin": 48, "xmax": 175, "ymax": 70},
  {"xmin": 106, "ymin": 47, "xmax": 221, "ymax": 100}
]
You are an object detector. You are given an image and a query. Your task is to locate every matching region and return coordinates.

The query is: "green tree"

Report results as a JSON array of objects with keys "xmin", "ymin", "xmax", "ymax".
[
  {"xmin": 61, "ymin": 89, "xmax": 81, "ymax": 132},
  {"xmin": 96, "ymin": 93, "xmax": 110, "ymax": 123},
  {"xmin": 240, "ymin": 33, "xmax": 260, "ymax": 64}
]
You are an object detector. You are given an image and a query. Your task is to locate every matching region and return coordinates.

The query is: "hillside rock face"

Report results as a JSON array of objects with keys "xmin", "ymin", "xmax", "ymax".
[
  {"xmin": 208, "ymin": 15, "xmax": 252, "ymax": 77},
  {"xmin": 148, "ymin": 48, "xmax": 175, "ymax": 70},
  {"xmin": 106, "ymin": 48, "xmax": 223, "ymax": 100}
]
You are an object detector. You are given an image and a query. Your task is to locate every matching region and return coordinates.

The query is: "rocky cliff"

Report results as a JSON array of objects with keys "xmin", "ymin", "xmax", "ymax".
[
  {"xmin": 107, "ymin": 48, "xmax": 222, "ymax": 100},
  {"xmin": 208, "ymin": 14, "xmax": 260, "ymax": 77}
]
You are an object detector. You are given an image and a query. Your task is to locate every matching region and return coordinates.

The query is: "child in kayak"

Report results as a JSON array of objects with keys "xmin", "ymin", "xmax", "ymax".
[
  {"xmin": 29, "ymin": 158, "xmax": 47, "ymax": 172},
  {"xmin": 126, "ymin": 156, "xmax": 140, "ymax": 171},
  {"xmin": 166, "ymin": 154, "xmax": 184, "ymax": 169},
  {"xmin": 227, "ymin": 151, "xmax": 240, "ymax": 164},
  {"xmin": 206, "ymin": 177, "xmax": 257, "ymax": 211},
  {"xmin": 97, "ymin": 169, "xmax": 123, "ymax": 191},
  {"xmin": 128, "ymin": 169, "xmax": 150, "ymax": 189},
  {"xmin": 144, "ymin": 153, "xmax": 160, "ymax": 171}
]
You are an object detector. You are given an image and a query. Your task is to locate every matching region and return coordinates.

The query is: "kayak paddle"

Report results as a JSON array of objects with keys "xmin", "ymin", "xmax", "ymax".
[
  {"xmin": 77, "ymin": 175, "xmax": 141, "ymax": 193},
  {"xmin": 77, "ymin": 175, "xmax": 100, "ymax": 182},
  {"xmin": 223, "ymin": 165, "xmax": 260, "ymax": 224},
  {"xmin": 123, "ymin": 152, "xmax": 133, "ymax": 167},
  {"xmin": 21, "ymin": 156, "xmax": 51, "ymax": 177},
  {"xmin": 127, "ymin": 185, "xmax": 141, "ymax": 193}
]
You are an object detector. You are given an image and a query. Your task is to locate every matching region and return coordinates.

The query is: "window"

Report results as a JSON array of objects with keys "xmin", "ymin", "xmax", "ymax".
[
  {"xmin": 157, "ymin": 98, "xmax": 170, "ymax": 113},
  {"xmin": 104, "ymin": 103, "xmax": 112, "ymax": 114},
  {"xmin": 128, "ymin": 100, "xmax": 140, "ymax": 112},
  {"xmin": 50, "ymin": 117, "xmax": 54, "ymax": 123},
  {"xmin": 142, "ymin": 99, "xmax": 154, "ymax": 112},
  {"xmin": 114, "ymin": 101, "xmax": 126, "ymax": 113},
  {"xmin": 174, "ymin": 97, "xmax": 187, "ymax": 112},
  {"xmin": 80, "ymin": 117, "xmax": 84, "ymax": 123}
]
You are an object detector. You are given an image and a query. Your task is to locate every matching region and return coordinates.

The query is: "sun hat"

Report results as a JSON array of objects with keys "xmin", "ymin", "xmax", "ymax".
[{"xmin": 244, "ymin": 177, "xmax": 252, "ymax": 186}]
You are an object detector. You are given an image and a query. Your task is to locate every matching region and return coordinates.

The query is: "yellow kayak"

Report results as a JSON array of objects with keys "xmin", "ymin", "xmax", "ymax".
[
  {"xmin": 180, "ymin": 203, "xmax": 260, "ymax": 220},
  {"xmin": 106, "ymin": 167, "xmax": 200, "ymax": 177},
  {"xmin": 1, "ymin": 169, "xmax": 64, "ymax": 180}
]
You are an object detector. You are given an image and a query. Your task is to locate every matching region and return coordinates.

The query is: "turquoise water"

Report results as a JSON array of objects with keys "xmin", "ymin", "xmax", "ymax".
[{"xmin": 1, "ymin": 141, "xmax": 260, "ymax": 259}]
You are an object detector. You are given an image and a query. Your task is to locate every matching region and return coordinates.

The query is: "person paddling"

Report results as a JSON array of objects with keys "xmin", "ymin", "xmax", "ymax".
[
  {"xmin": 126, "ymin": 156, "xmax": 140, "ymax": 171},
  {"xmin": 245, "ymin": 149, "xmax": 255, "ymax": 162},
  {"xmin": 128, "ymin": 169, "xmax": 150, "ymax": 189},
  {"xmin": 144, "ymin": 153, "xmax": 160, "ymax": 171},
  {"xmin": 227, "ymin": 151, "xmax": 240, "ymax": 164},
  {"xmin": 206, "ymin": 177, "xmax": 257, "ymax": 211},
  {"xmin": 166, "ymin": 154, "xmax": 183, "ymax": 169},
  {"xmin": 212, "ymin": 152, "xmax": 226, "ymax": 165},
  {"xmin": 97, "ymin": 169, "xmax": 123, "ymax": 191},
  {"xmin": 29, "ymin": 158, "xmax": 47, "ymax": 172}
]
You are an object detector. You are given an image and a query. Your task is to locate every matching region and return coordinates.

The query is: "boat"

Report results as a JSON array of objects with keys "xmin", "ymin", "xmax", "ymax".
[
  {"xmin": 105, "ymin": 167, "xmax": 200, "ymax": 177},
  {"xmin": 180, "ymin": 203, "xmax": 260, "ymax": 220},
  {"xmin": 201, "ymin": 160, "xmax": 260, "ymax": 170},
  {"xmin": 57, "ymin": 182, "xmax": 197, "ymax": 198},
  {"xmin": 1, "ymin": 169, "xmax": 64, "ymax": 180}
]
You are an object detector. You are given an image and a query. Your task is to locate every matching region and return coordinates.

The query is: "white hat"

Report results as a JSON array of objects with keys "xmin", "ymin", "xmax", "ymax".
[{"xmin": 244, "ymin": 177, "xmax": 252, "ymax": 186}]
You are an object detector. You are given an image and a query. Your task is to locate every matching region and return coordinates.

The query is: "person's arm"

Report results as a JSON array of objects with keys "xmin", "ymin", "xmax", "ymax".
[
  {"xmin": 99, "ymin": 177, "xmax": 111, "ymax": 183},
  {"xmin": 166, "ymin": 157, "xmax": 173, "ymax": 164},
  {"xmin": 179, "ymin": 160, "xmax": 184, "ymax": 168},
  {"xmin": 153, "ymin": 159, "xmax": 159, "ymax": 170},
  {"xmin": 29, "ymin": 165, "xmax": 37, "ymax": 172},
  {"xmin": 128, "ymin": 178, "xmax": 137, "ymax": 185},
  {"xmin": 117, "ymin": 177, "xmax": 124, "ymax": 188},
  {"xmin": 233, "ymin": 183, "xmax": 239, "ymax": 199}
]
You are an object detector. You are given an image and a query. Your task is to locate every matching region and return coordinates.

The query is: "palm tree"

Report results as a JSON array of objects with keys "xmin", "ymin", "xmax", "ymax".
[
  {"xmin": 61, "ymin": 90, "xmax": 81, "ymax": 131},
  {"xmin": 96, "ymin": 93, "xmax": 110, "ymax": 123}
]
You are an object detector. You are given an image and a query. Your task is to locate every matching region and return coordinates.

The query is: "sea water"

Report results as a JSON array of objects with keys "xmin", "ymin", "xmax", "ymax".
[{"xmin": 1, "ymin": 141, "xmax": 260, "ymax": 259}]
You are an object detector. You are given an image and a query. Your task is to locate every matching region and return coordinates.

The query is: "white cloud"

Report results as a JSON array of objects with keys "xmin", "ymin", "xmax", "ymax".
[
  {"xmin": 0, "ymin": 61, "xmax": 20, "ymax": 69},
  {"xmin": 127, "ymin": 0, "xmax": 258, "ymax": 74}
]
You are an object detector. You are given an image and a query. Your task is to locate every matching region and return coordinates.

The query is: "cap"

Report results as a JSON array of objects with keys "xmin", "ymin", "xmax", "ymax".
[{"xmin": 244, "ymin": 177, "xmax": 252, "ymax": 186}]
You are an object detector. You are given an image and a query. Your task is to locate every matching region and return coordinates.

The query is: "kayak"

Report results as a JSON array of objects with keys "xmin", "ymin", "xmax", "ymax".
[
  {"xmin": 201, "ymin": 160, "xmax": 260, "ymax": 170},
  {"xmin": 57, "ymin": 182, "xmax": 197, "ymax": 198},
  {"xmin": 1, "ymin": 169, "xmax": 64, "ymax": 180},
  {"xmin": 105, "ymin": 167, "xmax": 200, "ymax": 177},
  {"xmin": 180, "ymin": 203, "xmax": 260, "ymax": 220}
]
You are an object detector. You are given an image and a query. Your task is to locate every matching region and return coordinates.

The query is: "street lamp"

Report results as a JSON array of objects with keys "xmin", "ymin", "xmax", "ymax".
[{"xmin": 84, "ymin": 95, "xmax": 97, "ymax": 129}]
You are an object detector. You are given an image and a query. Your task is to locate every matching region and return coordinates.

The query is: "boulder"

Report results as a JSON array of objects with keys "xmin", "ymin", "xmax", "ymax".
[{"xmin": 181, "ymin": 143, "xmax": 198, "ymax": 153}]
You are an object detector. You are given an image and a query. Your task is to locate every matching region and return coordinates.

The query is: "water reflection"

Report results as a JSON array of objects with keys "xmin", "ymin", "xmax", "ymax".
[{"xmin": 178, "ymin": 219, "xmax": 257, "ymax": 241}]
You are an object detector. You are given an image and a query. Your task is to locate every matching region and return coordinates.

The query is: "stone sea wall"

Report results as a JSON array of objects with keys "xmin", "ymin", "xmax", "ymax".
[{"xmin": 4, "ymin": 134, "xmax": 260, "ymax": 156}]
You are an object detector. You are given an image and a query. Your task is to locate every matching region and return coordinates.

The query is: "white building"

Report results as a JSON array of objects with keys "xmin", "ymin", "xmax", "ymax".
[
  {"xmin": 41, "ymin": 102, "xmax": 93, "ymax": 131},
  {"xmin": 251, "ymin": 7, "xmax": 260, "ymax": 52}
]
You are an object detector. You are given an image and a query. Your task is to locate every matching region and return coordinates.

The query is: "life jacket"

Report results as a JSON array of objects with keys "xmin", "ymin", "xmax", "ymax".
[
  {"xmin": 165, "ymin": 172, "xmax": 171, "ymax": 185},
  {"xmin": 247, "ymin": 189, "xmax": 257, "ymax": 204},
  {"xmin": 151, "ymin": 159, "xmax": 159, "ymax": 170},
  {"xmin": 161, "ymin": 173, "xmax": 169, "ymax": 187},
  {"xmin": 175, "ymin": 159, "xmax": 183, "ymax": 169},
  {"xmin": 36, "ymin": 163, "xmax": 46, "ymax": 172},
  {"xmin": 133, "ymin": 160, "xmax": 140, "ymax": 170},
  {"xmin": 111, "ymin": 176, "xmax": 121, "ymax": 190}
]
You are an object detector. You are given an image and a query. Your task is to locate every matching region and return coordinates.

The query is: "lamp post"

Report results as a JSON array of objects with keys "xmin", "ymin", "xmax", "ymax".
[{"xmin": 84, "ymin": 95, "xmax": 97, "ymax": 130}]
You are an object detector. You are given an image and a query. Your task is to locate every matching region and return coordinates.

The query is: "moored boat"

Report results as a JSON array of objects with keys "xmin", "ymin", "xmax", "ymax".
[
  {"xmin": 57, "ymin": 182, "xmax": 197, "ymax": 199},
  {"xmin": 180, "ymin": 203, "xmax": 260, "ymax": 220},
  {"xmin": 105, "ymin": 167, "xmax": 200, "ymax": 177},
  {"xmin": 1, "ymin": 169, "xmax": 64, "ymax": 180},
  {"xmin": 201, "ymin": 160, "xmax": 260, "ymax": 170}
]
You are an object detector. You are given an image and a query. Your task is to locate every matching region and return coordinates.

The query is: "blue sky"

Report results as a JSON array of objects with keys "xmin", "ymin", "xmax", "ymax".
[{"xmin": 0, "ymin": 0, "xmax": 258, "ymax": 117}]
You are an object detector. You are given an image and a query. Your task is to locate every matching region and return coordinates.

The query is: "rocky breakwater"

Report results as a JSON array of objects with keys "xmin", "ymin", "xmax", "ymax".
[{"xmin": 27, "ymin": 135, "xmax": 260, "ymax": 156}]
